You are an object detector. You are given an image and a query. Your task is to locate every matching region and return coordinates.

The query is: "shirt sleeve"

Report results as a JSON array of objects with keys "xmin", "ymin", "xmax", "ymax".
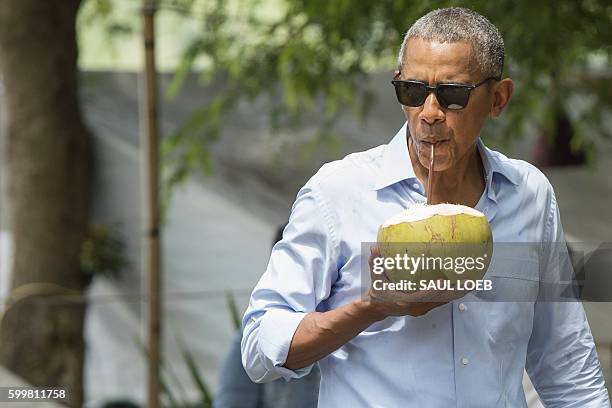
[
  {"xmin": 526, "ymin": 191, "xmax": 611, "ymax": 407},
  {"xmin": 241, "ymin": 181, "xmax": 339, "ymax": 383}
]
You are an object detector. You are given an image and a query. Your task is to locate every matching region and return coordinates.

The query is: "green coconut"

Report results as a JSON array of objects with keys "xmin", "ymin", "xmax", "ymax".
[{"xmin": 376, "ymin": 203, "xmax": 493, "ymax": 287}]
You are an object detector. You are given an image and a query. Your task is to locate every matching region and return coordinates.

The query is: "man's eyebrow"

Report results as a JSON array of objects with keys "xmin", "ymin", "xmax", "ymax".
[
  {"xmin": 401, "ymin": 77, "xmax": 473, "ymax": 85},
  {"xmin": 438, "ymin": 78, "xmax": 473, "ymax": 84},
  {"xmin": 402, "ymin": 77, "xmax": 424, "ymax": 82}
]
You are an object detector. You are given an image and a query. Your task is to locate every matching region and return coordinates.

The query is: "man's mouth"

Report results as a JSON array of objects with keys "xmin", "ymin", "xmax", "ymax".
[{"xmin": 419, "ymin": 139, "xmax": 449, "ymax": 147}]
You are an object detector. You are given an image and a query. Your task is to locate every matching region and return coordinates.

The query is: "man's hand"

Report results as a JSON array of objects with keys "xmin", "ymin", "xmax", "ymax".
[
  {"xmin": 284, "ymin": 244, "xmax": 470, "ymax": 370},
  {"xmin": 364, "ymin": 244, "xmax": 469, "ymax": 319}
]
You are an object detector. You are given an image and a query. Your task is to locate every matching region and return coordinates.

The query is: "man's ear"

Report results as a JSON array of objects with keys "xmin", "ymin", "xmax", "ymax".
[{"xmin": 490, "ymin": 78, "xmax": 514, "ymax": 117}]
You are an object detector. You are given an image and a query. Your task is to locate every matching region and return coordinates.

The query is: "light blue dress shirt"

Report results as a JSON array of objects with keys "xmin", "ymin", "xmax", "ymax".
[{"xmin": 241, "ymin": 123, "xmax": 610, "ymax": 408}]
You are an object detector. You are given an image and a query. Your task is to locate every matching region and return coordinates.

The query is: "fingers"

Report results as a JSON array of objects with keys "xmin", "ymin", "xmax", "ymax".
[
  {"xmin": 419, "ymin": 290, "xmax": 468, "ymax": 304},
  {"xmin": 367, "ymin": 244, "xmax": 472, "ymax": 317},
  {"xmin": 365, "ymin": 293, "xmax": 447, "ymax": 317},
  {"xmin": 369, "ymin": 286, "xmax": 412, "ymax": 303},
  {"xmin": 411, "ymin": 301, "xmax": 446, "ymax": 316},
  {"xmin": 368, "ymin": 244, "xmax": 381, "ymax": 270}
]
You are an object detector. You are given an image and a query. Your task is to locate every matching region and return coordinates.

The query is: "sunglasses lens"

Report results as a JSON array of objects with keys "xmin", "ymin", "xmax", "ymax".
[
  {"xmin": 394, "ymin": 82, "xmax": 427, "ymax": 107},
  {"xmin": 437, "ymin": 85, "xmax": 470, "ymax": 110}
]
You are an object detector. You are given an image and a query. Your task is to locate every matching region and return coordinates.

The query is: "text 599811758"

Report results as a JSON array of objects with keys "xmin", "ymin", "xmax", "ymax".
[{"xmin": 0, "ymin": 387, "xmax": 69, "ymax": 402}]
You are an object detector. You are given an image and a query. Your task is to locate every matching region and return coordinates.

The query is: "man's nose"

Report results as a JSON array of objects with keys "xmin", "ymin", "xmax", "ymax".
[{"xmin": 418, "ymin": 92, "xmax": 445, "ymax": 125}]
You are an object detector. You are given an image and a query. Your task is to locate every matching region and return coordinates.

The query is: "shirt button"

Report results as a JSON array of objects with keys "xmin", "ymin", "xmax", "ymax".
[
  {"xmin": 458, "ymin": 303, "xmax": 467, "ymax": 311},
  {"xmin": 462, "ymin": 357, "xmax": 469, "ymax": 365},
  {"xmin": 413, "ymin": 183, "xmax": 420, "ymax": 189}
]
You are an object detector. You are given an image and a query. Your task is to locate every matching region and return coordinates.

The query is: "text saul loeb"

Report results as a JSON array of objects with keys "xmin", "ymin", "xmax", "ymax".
[{"xmin": 371, "ymin": 252, "xmax": 493, "ymax": 291}]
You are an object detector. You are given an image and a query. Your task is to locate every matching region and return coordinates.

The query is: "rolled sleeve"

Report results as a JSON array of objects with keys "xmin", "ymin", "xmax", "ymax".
[
  {"xmin": 258, "ymin": 309, "xmax": 312, "ymax": 380},
  {"xmin": 241, "ymin": 179, "xmax": 339, "ymax": 383},
  {"xmin": 526, "ymin": 191, "xmax": 611, "ymax": 407}
]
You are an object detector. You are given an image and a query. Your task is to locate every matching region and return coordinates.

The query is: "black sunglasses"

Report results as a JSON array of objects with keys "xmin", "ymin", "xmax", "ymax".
[{"xmin": 391, "ymin": 76, "xmax": 500, "ymax": 110}]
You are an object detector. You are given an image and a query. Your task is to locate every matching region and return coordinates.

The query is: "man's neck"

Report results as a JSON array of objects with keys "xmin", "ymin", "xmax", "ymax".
[{"xmin": 408, "ymin": 137, "xmax": 486, "ymax": 207}]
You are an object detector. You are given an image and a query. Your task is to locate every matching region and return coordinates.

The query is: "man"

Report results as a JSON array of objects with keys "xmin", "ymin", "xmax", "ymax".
[{"xmin": 241, "ymin": 7, "xmax": 610, "ymax": 407}]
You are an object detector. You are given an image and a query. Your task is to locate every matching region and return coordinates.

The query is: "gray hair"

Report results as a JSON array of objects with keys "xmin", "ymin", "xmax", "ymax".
[{"xmin": 397, "ymin": 7, "xmax": 504, "ymax": 79}]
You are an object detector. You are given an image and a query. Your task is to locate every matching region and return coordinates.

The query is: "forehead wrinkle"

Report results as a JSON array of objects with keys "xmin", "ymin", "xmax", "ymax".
[{"xmin": 402, "ymin": 39, "xmax": 481, "ymax": 83}]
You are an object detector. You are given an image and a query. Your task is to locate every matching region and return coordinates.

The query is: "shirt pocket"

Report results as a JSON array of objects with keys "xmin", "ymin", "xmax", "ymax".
[
  {"xmin": 483, "ymin": 301, "xmax": 535, "ymax": 349},
  {"xmin": 476, "ymin": 256, "xmax": 540, "ymax": 303},
  {"xmin": 475, "ymin": 257, "xmax": 539, "ymax": 347}
]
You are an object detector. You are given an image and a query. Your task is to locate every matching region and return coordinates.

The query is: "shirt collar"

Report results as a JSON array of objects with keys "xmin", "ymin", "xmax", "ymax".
[
  {"xmin": 476, "ymin": 138, "xmax": 521, "ymax": 188},
  {"xmin": 374, "ymin": 123, "xmax": 416, "ymax": 190},
  {"xmin": 374, "ymin": 122, "xmax": 521, "ymax": 191}
]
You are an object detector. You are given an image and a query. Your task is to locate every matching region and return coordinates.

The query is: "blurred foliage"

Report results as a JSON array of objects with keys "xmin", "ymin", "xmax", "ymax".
[
  {"xmin": 80, "ymin": 0, "xmax": 611, "ymax": 188},
  {"xmin": 101, "ymin": 401, "xmax": 142, "ymax": 408},
  {"xmin": 135, "ymin": 333, "xmax": 214, "ymax": 408},
  {"xmin": 131, "ymin": 293, "xmax": 244, "ymax": 406},
  {"xmin": 80, "ymin": 223, "xmax": 127, "ymax": 285},
  {"xmin": 225, "ymin": 291, "xmax": 242, "ymax": 331},
  {"xmin": 78, "ymin": 0, "xmax": 136, "ymax": 59},
  {"xmin": 175, "ymin": 335, "xmax": 213, "ymax": 408}
]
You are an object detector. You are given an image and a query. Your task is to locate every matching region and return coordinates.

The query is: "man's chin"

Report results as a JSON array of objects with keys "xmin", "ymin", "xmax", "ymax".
[{"xmin": 416, "ymin": 153, "xmax": 452, "ymax": 171}]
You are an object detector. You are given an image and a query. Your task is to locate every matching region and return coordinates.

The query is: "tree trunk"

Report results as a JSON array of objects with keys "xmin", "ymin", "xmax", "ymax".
[{"xmin": 0, "ymin": 1, "xmax": 91, "ymax": 406}]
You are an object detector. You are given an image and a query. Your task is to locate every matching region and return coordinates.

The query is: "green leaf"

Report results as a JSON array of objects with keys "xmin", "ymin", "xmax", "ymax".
[
  {"xmin": 175, "ymin": 335, "xmax": 213, "ymax": 407},
  {"xmin": 225, "ymin": 291, "xmax": 241, "ymax": 331},
  {"xmin": 132, "ymin": 335, "xmax": 188, "ymax": 408}
]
